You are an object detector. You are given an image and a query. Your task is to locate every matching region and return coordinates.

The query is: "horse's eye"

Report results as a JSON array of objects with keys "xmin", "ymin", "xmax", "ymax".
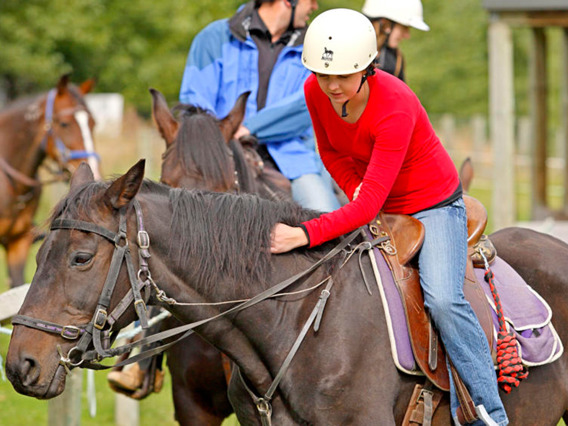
[
  {"xmin": 59, "ymin": 121, "xmax": 70, "ymax": 128},
  {"xmin": 71, "ymin": 252, "xmax": 93, "ymax": 266}
]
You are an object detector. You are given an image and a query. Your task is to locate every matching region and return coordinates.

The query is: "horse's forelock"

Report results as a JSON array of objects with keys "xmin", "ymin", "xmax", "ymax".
[
  {"xmin": 174, "ymin": 110, "xmax": 235, "ymax": 187},
  {"xmin": 67, "ymin": 84, "xmax": 88, "ymax": 107},
  {"xmin": 47, "ymin": 181, "xmax": 109, "ymax": 225}
]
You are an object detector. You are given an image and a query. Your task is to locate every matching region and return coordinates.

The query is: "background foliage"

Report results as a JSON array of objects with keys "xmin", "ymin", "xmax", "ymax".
[{"xmin": 1, "ymin": 0, "xmax": 561, "ymax": 118}]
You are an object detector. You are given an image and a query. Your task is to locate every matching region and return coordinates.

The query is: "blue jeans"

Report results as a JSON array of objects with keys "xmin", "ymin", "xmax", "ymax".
[
  {"xmin": 412, "ymin": 198, "xmax": 508, "ymax": 426},
  {"xmin": 291, "ymin": 170, "xmax": 340, "ymax": 212}
]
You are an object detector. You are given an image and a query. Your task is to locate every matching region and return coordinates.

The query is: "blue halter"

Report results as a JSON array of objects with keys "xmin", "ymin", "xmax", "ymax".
[{"xmin": 40, "ymin": 88, "xmax": 100, "ymax": 163}]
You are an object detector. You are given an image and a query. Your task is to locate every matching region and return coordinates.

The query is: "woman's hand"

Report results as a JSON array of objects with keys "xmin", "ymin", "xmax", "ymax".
[
  {"xmin": 270, "ymin": 223, "xmax": 308, "ymax": 254},
  {"xmin": 234, "ymin": 124, "xmax": 250, "ymax": 140}
]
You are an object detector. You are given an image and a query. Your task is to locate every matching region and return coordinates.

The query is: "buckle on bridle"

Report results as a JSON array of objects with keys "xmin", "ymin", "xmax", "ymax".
[
  {"xmin": 94, "ymin": 308, "xmax": 108, "ymax": 330},
  {"xmin": 137, "ymin": 230, "xmax": 150, "ymax": 249},
  {"xmin": 61, "ymin": 325, "xmax": 82, "ymax": 340}
]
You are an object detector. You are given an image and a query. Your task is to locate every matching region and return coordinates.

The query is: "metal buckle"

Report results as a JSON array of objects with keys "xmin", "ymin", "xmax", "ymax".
[
  {"xmin": 369, "ymin": 223, "xmax": 380, "ymax": 236},
  {"xmin": 94, "ymin": 308, "xmax": 108, "ymax": 330},
  {"xmin": 115, "ymin": 231, "xmax": 128, "ymax": 248},
  {"xmin": 61, "ymin": 325, "xmax": 82, "ymax": 340},
  {"xmin": 256, "ymin": 398, "xmax": 272, "ymax": 417},
  {"xmin": 137, "ymin": 231, "xmax": 150, "ymax": 249},
  {"xmin": 379, "ymin": 239, "xmax": 397, "ymax": 255},
  {"xmin": 416, "ymin": 388, "xmax": 434, "ymax": 404},
  {"xmin": 134, "ymin": 299, "xmax": 147, "ymax": 312}
]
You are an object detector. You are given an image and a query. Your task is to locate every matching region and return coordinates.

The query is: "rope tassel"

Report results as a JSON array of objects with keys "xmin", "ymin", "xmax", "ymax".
[{"xmin": 484, "ymin": 269, "xmax": 529, "ymax": 393}]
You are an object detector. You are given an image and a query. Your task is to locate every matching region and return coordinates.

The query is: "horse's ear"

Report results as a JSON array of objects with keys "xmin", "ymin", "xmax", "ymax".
[
  {"xmin": 150, "ymin": 88, "xmax": 179, "ymax": 147},
  {"xmin": 219, "ymin": 91, "xmax": 250, "ymax": 143},
  {"xmin": 56, "ymin": 74, "xmax": 71, "ymax": 95},
  {"xmin": 104, "ymin": 160, "xmax": 146, "ymax": 210},
  {"xmin": 70, "ymin": 162, "xmax": 95, "ymax": 190},
  {"xmin": 79, "ymin": 79, "xmax": 96, "ymax": 95},
  {"xmin": 459, "ymin": 157, "xmax": 474, "ymax": 194}
]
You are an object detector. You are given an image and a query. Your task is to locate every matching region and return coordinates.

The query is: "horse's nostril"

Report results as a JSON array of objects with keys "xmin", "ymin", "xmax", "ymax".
[{"xmin": 21, "ymin": 358, "xmax": 40, "ymax": 387}]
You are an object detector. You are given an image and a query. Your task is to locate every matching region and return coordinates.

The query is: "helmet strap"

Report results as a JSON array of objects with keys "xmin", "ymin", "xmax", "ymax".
[
  {"xmin": 342, "ymin": 69, "xmax": 373, "ymax": 118},
  {"xmin": 341, "ymin": 101, "xmax": 349, "ymax": 118},
  {"xmin": 287, "ymin": 0, "xmax": 298, "ymax": 32}
]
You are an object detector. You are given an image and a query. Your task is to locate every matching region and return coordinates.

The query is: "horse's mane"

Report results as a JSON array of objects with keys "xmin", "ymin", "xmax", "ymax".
[
  {"xmin": 48, "ymin": 177, "xmax": 326, "ymax": 296},
  {"xmin": 166, "ymin": 104, "xmax": 246, "ymax": 191},
  {"xmin": 168, "ymin": 187, "xmax": 323, "ymax": 295}
]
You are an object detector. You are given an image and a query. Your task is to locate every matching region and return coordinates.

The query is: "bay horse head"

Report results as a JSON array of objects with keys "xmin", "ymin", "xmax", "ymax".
[
  {"xmin": 40, "ymin": 74, "xmax": 102, "ymax": 180},
  {"xmin": 6, "ymin": 161, "xmax": 147, "ymax": 398},
  {"xmin": 151, "ymin": 89, "xmax": 256, "ymax": 193}
]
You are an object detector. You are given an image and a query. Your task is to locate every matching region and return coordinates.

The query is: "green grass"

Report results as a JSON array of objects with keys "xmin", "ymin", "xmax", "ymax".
[{"xmin": 1, "ymin": 331, "xmax": 240, "ymax": 425}]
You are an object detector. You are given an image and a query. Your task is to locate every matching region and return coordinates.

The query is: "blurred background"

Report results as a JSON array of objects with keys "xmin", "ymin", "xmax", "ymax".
[{"xmin": 0, "ymin": 0, "xmax": 566, "ymax": 424}]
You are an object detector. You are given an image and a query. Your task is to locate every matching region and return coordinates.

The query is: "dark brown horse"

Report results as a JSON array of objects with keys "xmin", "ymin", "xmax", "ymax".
[
  {"xmin": 147, "ymin": 89, "xmax": 291, "ymax": 425},
  {"xmin": 0, "ymin": 74, "xmax": 101, "ymax": 288},
  {"xmin": 7, "ymin": 160, "xmax": 568, "ymax": 425},
  {"xmin": 152, "ymin": 88, "xmax": 291, "ymax": 201}
]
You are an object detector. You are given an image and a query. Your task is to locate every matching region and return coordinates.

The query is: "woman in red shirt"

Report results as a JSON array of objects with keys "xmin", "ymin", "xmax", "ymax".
[{"xmin": 270, "ymin": 8, "xmax": 507, "ymax": 426}]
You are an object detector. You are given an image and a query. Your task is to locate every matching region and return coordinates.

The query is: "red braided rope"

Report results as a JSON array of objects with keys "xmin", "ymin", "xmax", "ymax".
[{"xmin": 484, "ymin": 269, "xmax": 529, "ymax": 393}]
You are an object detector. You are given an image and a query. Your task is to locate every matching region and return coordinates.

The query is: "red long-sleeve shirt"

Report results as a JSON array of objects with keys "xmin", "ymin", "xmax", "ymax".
[{"xmin": 302, "ymin": 70, "xmax": 459, "ymax": 247}]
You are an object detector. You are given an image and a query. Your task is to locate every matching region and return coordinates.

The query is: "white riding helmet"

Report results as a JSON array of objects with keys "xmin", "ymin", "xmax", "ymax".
[
  {"xmin": 302, "ymin": 9, "xmax": 378, "ymax": 75},
  {"xmin": 361, "ymin": 0, "xmax": 430, "ymax": 31}
]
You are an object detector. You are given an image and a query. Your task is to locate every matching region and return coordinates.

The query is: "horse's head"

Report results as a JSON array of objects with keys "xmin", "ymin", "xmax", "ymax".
[
  {"xmin": 42, "ymin": 74, "xmax": 102, "ymax": 180},
  {"xmin": 6, "ymin": 161, "xmax": 146, "ymax": 398},
  {"xmin": 151, "ymin": 89, "xmax": 255, "ymax": 192}
]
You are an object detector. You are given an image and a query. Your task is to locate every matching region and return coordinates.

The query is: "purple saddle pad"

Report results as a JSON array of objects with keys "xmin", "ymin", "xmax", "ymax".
[{"xmin": 369, "ymin": 246, "xmax": 563, "ymax": 375}]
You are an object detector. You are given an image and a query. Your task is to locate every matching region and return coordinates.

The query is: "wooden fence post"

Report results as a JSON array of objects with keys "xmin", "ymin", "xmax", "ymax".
[
  {"xmin": 115, "ymin": 393, "xmax": 140, "ymax": 426},
  {"xmin": 48, "ymin": 369, "xmax": 83, "ymax": 426},
  {"xmin": 488, "ymin": 16, "xmax": 516, "ymax": 229}
]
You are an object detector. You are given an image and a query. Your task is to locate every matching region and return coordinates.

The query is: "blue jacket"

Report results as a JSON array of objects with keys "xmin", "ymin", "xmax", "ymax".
[{"xmin": 179, "ymin": 2, "xmax": 320, "ymax": 180}]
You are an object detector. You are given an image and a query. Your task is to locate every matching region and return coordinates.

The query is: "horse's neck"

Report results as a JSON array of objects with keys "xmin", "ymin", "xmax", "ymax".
[
  {"xmin": 0, "ymin": 98, "xmax": 46, "ymax": 176},
  {"xmin": 145, "ymin": 233, "xmax": 276, "ymax": 392}
]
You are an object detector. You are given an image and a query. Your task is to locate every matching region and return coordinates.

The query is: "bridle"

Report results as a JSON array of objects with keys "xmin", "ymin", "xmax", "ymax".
[
  {"xmin": 12, "ymin": 200, "xmax": 152, "ymax": 371},
  {"xmin": 39, "ymin": 88, "xmax": 100, "ymax": 175},
  {"xmin": 11, "ymin": 195, "xmax": 384, "ymax": 424}
]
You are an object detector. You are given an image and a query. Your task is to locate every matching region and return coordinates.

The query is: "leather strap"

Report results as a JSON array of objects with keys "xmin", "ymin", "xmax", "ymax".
[
  {"xmin": 402, "ymin": 381, "xmax": 444, "ymax": 426},
  {"xmin": 450, "ymin": 360, "xmax": 478, "ymax": 424}
]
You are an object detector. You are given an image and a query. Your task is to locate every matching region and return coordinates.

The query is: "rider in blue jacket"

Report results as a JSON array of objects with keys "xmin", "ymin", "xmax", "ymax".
[{"xmin": 179, "ymin": 0, "xmax": 339, "ymax": 212}]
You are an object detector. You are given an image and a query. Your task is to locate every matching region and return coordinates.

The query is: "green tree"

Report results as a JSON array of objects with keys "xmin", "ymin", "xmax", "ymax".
[{"xmin": 0, "ymin": 0, "xmax": 560, "ymax": 119}]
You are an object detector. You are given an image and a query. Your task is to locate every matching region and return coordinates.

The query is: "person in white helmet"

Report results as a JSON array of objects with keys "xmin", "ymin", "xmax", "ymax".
[
  {"xmin": 361, "ymin": 0, "xmax": 429, "ymax": 81},
  {"xmin": 270, "ymin": 8, "xmax": 508, "ymax": 426}
]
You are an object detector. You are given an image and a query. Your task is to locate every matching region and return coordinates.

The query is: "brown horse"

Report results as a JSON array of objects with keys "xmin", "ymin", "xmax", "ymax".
[
  {"xmin": 147, "ymin": 89, "xmax": 291, "ymax": 425},
  {"xmin": 7, "ymin": 160, "xmax": 568, "ymax": 425},
  {"xmin": 0, "ymin": 74, "xmax": 101, "ymax": 288}
]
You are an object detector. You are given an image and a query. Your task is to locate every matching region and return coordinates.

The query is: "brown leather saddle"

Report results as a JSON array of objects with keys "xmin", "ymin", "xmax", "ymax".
[{"xmin": 369, "ymin": 195, "xmax": 495, "ymax": 392}]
